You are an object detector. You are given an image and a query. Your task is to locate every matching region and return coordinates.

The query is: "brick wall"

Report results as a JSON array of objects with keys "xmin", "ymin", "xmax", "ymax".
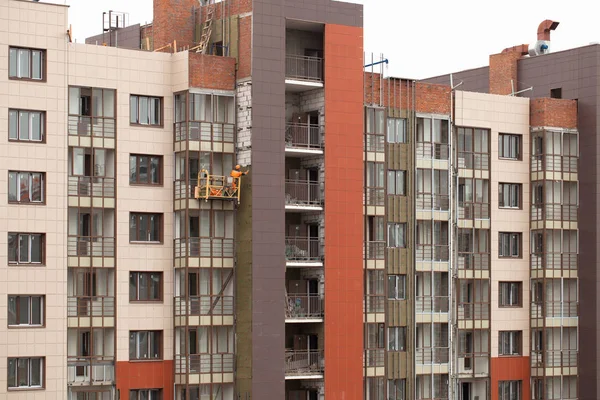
[
  {"xmin": 489, "ymin": 51, "xmax": 521, "ymax": 95},
  {"xmin": 198, "ymin": 0, "xmax": 252, "ymax": 23},
  {"xmin": 188, "ymin": 52, "xmax": 236, "ymax": 90},
  {"xmin": 414, "ymin": 82, "xmax": 451, "ymax": 114},
  {"xmin": 140, "ymin": 24, "xmax": 153, "ymax": 50},
  {"xmin": 238, "ymin": 15, "xmax": 252, "ymax": 79},
  {"xmin": 530, "ymin": 97, "xmax": 578, "ymax": 128},
  {"xmin": 153, "ymin": 0, "xmax": 197, "ymax": 51},
  {"xmin": 236, "ymin": 79, "xmax": 252, "ymax": 166}
]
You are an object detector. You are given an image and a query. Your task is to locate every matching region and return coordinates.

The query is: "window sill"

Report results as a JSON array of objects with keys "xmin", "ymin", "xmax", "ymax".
[
  {"xmin": 129, "ymin": 241, "xmax": 163, "ymax": 245},
  {"xmin": 498, "ymin": 206, "xmax": 522, "ymax": 210},
  {"xmin": 128, "ymin": 359, "xmax": 164, "ymax": 363},
  {"xmin": 498, "ymin": 354, "xmax": 523, "ymax": 357},
  {"xmin": 498, "ymin": 305, "xmax": 523, "ymax": 309},
  {"xmin": 498, "ymin": 157, "xmax": 521, "ymax": 161},
  {"xmin": 129, "ymin": 300, "xmax": 164, "ymax": 304},
  {"xmin": 8, "ymin": 76, "xmax": 46, "ymax": 83},
  {"xmin": 8, "ymin": 139, "xmax": 46, "ymax": 144},
  {"xmin": 8, "ymin": 387, "xmax": 45, "ymax": 391},
  {"xmin": 8, "ymin": 263, "xmax": 46, "ymax": 267},
  {"xmin": 129, "ymin": 183, "xmax": 164, "ymax": 188},
  {"xmin": 8, "ymin": 201, "xmax": 46, "ymax": 206},
  {"xmin": 130, "ymin": 123, "xmax": 164, "ymax": 129},
  {"xmin": 8, "ymin": 324, "xmax": 45, "ymax": 329}
]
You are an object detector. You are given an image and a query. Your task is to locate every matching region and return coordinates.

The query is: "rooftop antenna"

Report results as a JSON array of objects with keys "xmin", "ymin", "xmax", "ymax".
[{"xmin": 510, "ymin": 79, "xmax": 533, "ymax": 96}]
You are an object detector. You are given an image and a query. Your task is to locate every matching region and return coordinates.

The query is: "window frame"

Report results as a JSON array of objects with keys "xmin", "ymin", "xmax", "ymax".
[
  {"xmin": 499, "ymin": 380, "xmax": 522, "ymax": 400},
  {"xmin": 7, "ymin": 295, "xmax": 45, "ymax": 328},
  {"xmin": 498, "ymin": 183, "xmax": 522, "ymax": 209},
  {"xmin": 129, "ymin": 213, "xmax": 163, "ymax": 243},
  {"xmin": 388, "ymin": 379, "xmax": 406, "ymax": 400},
  {"xmin": 498, "ymin": 232, "xmax": 522, "ymax": 258},
  {"xmin": 498, "ymin": 133, "xmax": 522, "ymax": 160},
  {"xmin": 130, "ymin": 95, "xmax": 163, "ymax": 127},
  {"xmin": 387, "ymin": 275, "xmax": 406, "ymax": 300},
  {"xmin": 129, "ymin": 272, "xmax": 163, "ymax": 302},
  {"xmin": 387, "ymin": 326, "xmax": 407, "ymax": 351},
  {"xmin": 8, "ymin": 47, "xmax": 46, "ymax": 81},
  {"xmin": 7, "ymin": 233, "xmax": 45, "ymax": 265},
  {"xmin": 387, "ymin": 117, "xmax": 407, "ymax": 144},
  {"xmin": 129, "ymin": 330, "xmax": 163, "ymax": 361},
  {"xmin": 498, "ymin": 331, "xmax": 522, "ymax": 356},
  {"xmin": 130, "ymin": 389, "xmax": 162, "ymax": 400},
  {"xmin": 387, "ymin": 223, "xmax": 406, "ymax": 248},
  {"xmin": 499, "ymin": 281, "xmax": 522, "ymax": 308},
  {"xmin": 8, "ymin": 109, "xmax": 46, "ymax": 143},
  {"xmin": 7, "ymin": 357, "xmax": 45, "ymax": 390},
  {"xmin": 387, "ymin": 170, "xmax": 407, "ymax": 196},
  {"xmin": 8, "ymin": 171, "xmax": 46, "ymax": 204},
  {"xmin": 129, "ymin": 154, "xmax": 163, "ymax": 186}
]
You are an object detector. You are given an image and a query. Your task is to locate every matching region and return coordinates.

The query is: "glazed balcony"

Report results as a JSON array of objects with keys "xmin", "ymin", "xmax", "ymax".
[
  {"xmin": 174, "ymin": 238, "xmax": 234, "ymax": 259},
  {"xmin": 175, "ymin": 353, "xmax": 234, "ymax": 374},
  {"xmin": 285, "ymin": 237, "xmax": 323, "ymax": 266},
  {"xmin": 365, "ymin": 348, "xmax": 385, "ymax": 367},
  {"xmin": 68, "ymin": 115, "xmax": 115, "ymax": 138},
  {"xmin": 67, "ymin": 356, "xmax": 114, "ymax": 385},
  {"xmin": 365, "ymin": 187, "xmax": 385, "ymax": 206},
  {"xmin": 417, "ymin": 193, "xmax": 450, "ymax": 211},
  {"xmin": 531, "ymin": 203, "xmax": 578, "ymax": 222},
  {"xmin": 531, "ymin": 301, "xmax": 578, "ymax": 319},
  {"xmin": 285, "ymin": 180, "xmax": 323, "ymax": 210},
  {"xmin": 365, "ymin": 295, "xmax": 385, "ymax": 313},
  {"xmin": 458, "ymin": 202, "xmax": 490, "ymax": 219},
  {"xmin": 67, "ymin": 296, "xmax": 115, "ymax": 317},
  {"xmin": 285, "ymin": 350, "xmax": 324, "ymax": 378},
  {"xmin": 416, "ymin": 296, "xmax": 449, "ymax": 313},
  {"xmin": 285, "ymin": 294, "xmax": 323, "ymax": 321},
  {"xmin": 531, "ymin": 154, "xmax": 578, "ymax": 174},
  {"xmin": 416, "ymin": 244, "xmax": 449, "ymax": 262},
  {"xmin": 285, "ymin": 123, "xmax": 323, "ymax": 154},
  {"xmin": 415, "ymin": 347, "xmax": 449, "ymax": 365},
  {"xmin": 68, "ymin": 176, "xmax": 115, "ymax": 198},
  {"xmin": 174, "ymin": 121, "xmax": 235, "ymax": 143},
  {"xmin": 458, "ymin": 303, "xmax": 490, "ymax": 320},
  {"xmin": 416, "ymin": 142, "xmax": 449, "ymax": 160},
  {"xmin": 457, "ymin": 151, "xmax": 489, "ymax": 170},
  {"xmin": 531, "ymin": 350, "xmax": 578, "ymax": 368},
  {"xmin": 531, "ymin": 252, "xmax": 577, "ymax": 270},
  {"xmin": 365, "ymin": 241, "xmax": 385, "ymax": 260},
  {"xmin": 67, "ymin": 236, "xmax": 115, "ymax": 257},
  {"xmin": 457, "ymin": 253, "xmax": 490, "ymax": 270},
  {"xmin": 174, "ymin": 295, "xmax": 234, "ymax": 317}
]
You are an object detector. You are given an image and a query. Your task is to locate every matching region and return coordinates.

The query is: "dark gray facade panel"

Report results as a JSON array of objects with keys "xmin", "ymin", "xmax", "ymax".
[
  {"xmin": 422, "ymin": 66, "xmax": 490, "ymax": 93},
  {"xmin": 85, "ymin": 24, "xmax": 141, "ymax": 50}
]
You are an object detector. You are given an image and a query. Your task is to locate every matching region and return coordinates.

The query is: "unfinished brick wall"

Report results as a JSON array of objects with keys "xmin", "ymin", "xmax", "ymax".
[
  {"xmin": 238, "ymin": 15, "xmax": 252, "ymax": 79},
  {"xmin": 489, "ymin": 51, "xmax": 522, "ymax": 95},
  {"xmin": 530, "ymin": 98, "xmax": 578, "ymax": 128},
  {"xmin": 140, "ymin": 24, "xmax": 153, "ymax": 50},
  {"xmin": 153, "ymin": 0, "xmax": 197, "ymax": 51},
  {"xmin": 236, "ymin": 79, "xmax": 252, "ymax": 166},
  {"xmin": 189, "ymin": 52, "xmax": 236, "ymax": 90},
  {"xmin": 198, "ymin": 0, "xmax": 252, "ymax": 23},
  {"xmin": 414, "ymin": 83, "xmax": 451, "ymax": 114}
]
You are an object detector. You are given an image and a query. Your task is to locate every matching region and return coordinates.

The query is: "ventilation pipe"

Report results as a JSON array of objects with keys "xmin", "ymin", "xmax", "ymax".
[{"xmin": 529, "ymin": 19, "xmax": 560, "ymax": 56}]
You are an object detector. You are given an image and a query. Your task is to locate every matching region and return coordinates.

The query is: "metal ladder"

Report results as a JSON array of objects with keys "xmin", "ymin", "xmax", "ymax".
[{"xmin": 196, "ymin": 4, "xmax": 215, "ymax": 54}]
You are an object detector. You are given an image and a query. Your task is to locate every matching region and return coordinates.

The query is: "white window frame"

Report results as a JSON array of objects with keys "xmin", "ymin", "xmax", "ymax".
[
  {"xmin": 9, "ymin": 47, "xmax": 44, "ymax": 80},
  {"xmin": 387, "ymin": 170, "xmax": 406, "ymax": 196},
  {"xmin": 387, "ymin": 275, "xmax": 406, "ymax": 300},
  {"xmin": 130, "ymin": 95, "xmax": 162, "ymax": 126},
  {"xmin": 8, "ymin": 295, "xmax": 44, "ymax": 326},
  {"xmin": 7, "ymin": 357, "xmax": 44, "ymax": 389},
  {"xmin": 8, "ymin": 171, "xmax": 44, "ymax": 203},
  {"xmin": 387, "ymin": 223, "xmax": 406, "ymax": 248},
  {"xmin": 499, "ymin": 183, "xmax": 521, "ymax": 209},
  {"xmin": 387, "ymin": 118, "xmax": 407, "ymax": 143},
  {"xmin": 387, "ymin": 327, "xmax": 406, "ymax": 351},
  {"xmin": 8, "ymin": 110, "xmax": 44, "ymax": 142}
]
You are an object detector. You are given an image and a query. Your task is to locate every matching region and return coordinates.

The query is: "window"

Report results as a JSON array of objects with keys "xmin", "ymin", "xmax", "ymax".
[
  {"xmin": 499, "ymin": 183, "xmax": 521, "ymax": 209},
  {"xmin": 387, "ymin": 275, "xmax": 406, "ymax": 300},
  {"xmin": 129, "ymin": 331, "xmax": 162, "ymax": 360},
  {"xmin": 387, "ymin": 171, "xmax": 406, "ymax": 195},
  {"xmin": 366, "ymin": 108, "xmax": 385, "ymax": 134},
  {"xmin": 498, "ymin": 232, "xmax": 521, "ymax": 258},
  {"xmin": 8, "ymin": 110, "xmax": 44, "ymax": 142},
  {"xmin": 8, "ymin": 172, "xmax": 45, "ymax": 204},
  {"xmin": 8, "ymin": 233, "xmax": 44, "ymax": 265},
  {"xmin": 498, "ymin": 133, "xmax": 521, "ymax": 160},
  {"xmin": 129, "ymin": 272, "xmax": 163, "ymax": 301},
  {"xmin": 388, "ymin": 379, "xmax": 406, "ymax": 400},
  {"xmin": 387, "ymin": 223, "xmax": 406, "ymax": 248},
  {"xmin": 9, "ymin": 47, "xmax": 44, "ymax": 80},
  {"xmin": 499, "ymin": 381, "xmax": 521, "ymax": 400},
  {"xmin": 387, "ymin": 327, "xmax": 406, "ymax": 351},
  {"xmin": 7, "ymin": 357, "xmax": 44, "ymax": 389},
  {"xmin": 499, "ymin": 331, "xmax": 522, "ymax": 356},
  {"xmin": 387, "ymin": 118, "xmax": 407, "ymax": 143},
  {"xmin": 499, "ymin": 282, "xmax": 522, "ymax": 307},
  {"xmin": 550, "ymin": 88, "xmax": 562, "ymax": 99},
  {"xmin": 8, "ymin": 296, "xmax": 44, "ymax": 326},
  {"xmin": 130, "ymin": 389, "xmax": 162, "ymax": 400},
  {"xmin": 130, "ymin": 95, "xmax": 162, "ymax": 126},
  {"xmin": 129, "ymin": 155, "xmax": 162, "ymax": 185},
  {"xmin": 129, "ymin": 213, "xmax": 162, "ymax": 243}
]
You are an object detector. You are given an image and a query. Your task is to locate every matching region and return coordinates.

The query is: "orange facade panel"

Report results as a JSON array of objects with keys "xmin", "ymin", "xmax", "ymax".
[
  {"xmin": 324, "ymin": 23, "xmax": 364, "ymax": 400},
  {"xmin": 490, "ymin": 357, "xmax": 530, "ymax": 400},
  {"xmin": 116, "ymin": 360, "xmax": 174, "ymax": 400}
]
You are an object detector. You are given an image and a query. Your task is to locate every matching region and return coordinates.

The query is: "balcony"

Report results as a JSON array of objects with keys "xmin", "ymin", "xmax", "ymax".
[
  {"xmin": 67, "ymin": 236, "xmax": 115, "ymax": 257},
  {"xmin": 531, "ymin": 203, "xmax": 578, "ymax": 222},
  {"xmin": 285, "ymin": 123, "xmax": 323, "ymax": 155},
  {"xmin": 416, "ymin": 142, "xmax": 449, "ymax": 160},
  {"xmin": 68, "ymin": 176, "xmax": 115, "ymax": 199},
  {"xmin": 174, "ymin": 238, "xmax": 234, "ymax": 259},
  {"xmin": 68, "ymin": 116, "xmax": 116, "ymax": 138},
  {"xmin": 285, "ymin": 180, "xmax": 322, "ymax": 210},
  {"xmin": 365, "ymin": 241, "xmax": 385, "ymax": 260},
  {"xmin": 457, "ymin": 253, "xmax": 490, "ymax": 270},
  {"xmin": 175, "ymin": 354, "xmax": 234, "ymax": 374},
  {"xmin": 416, "ymin": 296, "xmax": 449, "ymax": 313},
  {"xmin": 285, "ymin": 55, "xmax": 323, "ymax": 91},
  {"xmin": 365, "ymin": 295, "xmax": 385, "ymax": 314},
  {"xmin": 285, "ymin": 295, "xmax": 323, "ymax": 322},
  {"xmin": 365, "ymin": 188, "xmax": 385, "ymax": 207},
  {"xmin": 458, "ymin": 303, "xmax": 490, "ymax": 320},
  {"xmin": 458, "ymin": 202, "xmax": 490, "ymax": 220},
  {"xmin": 285, "ymin": 237, "xmax": 322, "ymax": 266},
  {"xmin": 417, "ymin": 193, "xmax": 450, "ymax": 212},
  {"xmin": 457, "ymin": 352, "xmax": 490, "ymax": 377},
  {"xmin": 285, "ymin": 350, "xmax": 324, "ymax": 379},
  {"xmin": 174, "ymin": 121, "xmax": 235, "ymax": 143},
  {"xmin": 67, "ymin": 356, "xmax": 114, "ymax": 385},
  {"xmin": 458, "ymin": 152, "xmax": 489, "ymax": 170},
  {"xmin": 415, "ymin": 347, "xmax": 449, "ymax": 365},
  {"xmin": 531, "ymin": 301, "xmax": 578, "ymax": 319},
  {"xmin": 531, "ymin": 154, "xmax": 578, "ymax": 174},
  {"xmin": 531, "ymin": 253, "xmax": 577, "ymax": 270},
  {"xmin": 174, "ymin": 295, "xmax": 234, "ymax": 317},
  {"xmin": 416, "ymin": 244, "xmax": 449, "ymax": 262},
  {"xmin": 366, "ymin": 134, "xmax": 385, "ymax": 153},
  {"xmin": 531, "ymin": 350, "xmax": 578, "ymax": 369},
  {"xmin": 67, "ymin": 296, "xmax": 115, "ymax": 317},
  {"xmin": 365, "ymin": 348, "xmax": 385, "ymax": 367}
]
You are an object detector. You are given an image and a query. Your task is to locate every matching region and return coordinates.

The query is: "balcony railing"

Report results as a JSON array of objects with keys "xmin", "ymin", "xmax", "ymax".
[
  {"xmin": 365, "ymin": 295, "xmax": 385, "ymax": 313},
  {"xmin": 174, "ymin": 121, "xmax": 235, "ymax": 143},
  {"xmin": 458, "ymin": 202, "xmax": 490, "ymax": 219},
  {"xmin": 458, "ymin": 152, "xmax": 490, "ymax": 171},
  {"xmin": 531, "ymin": 253, "xmax": 578, "ymax": 270},
  {"xmin": 286, "ymin": 295, "xmax": 323, "ymax": 319},
  {"xmin": 67, "ymin": 296, "xmax": 115, "ymax": 317},
  {"xmin": 175, "ymin": 354, "xmax": 234, "ymax": 374},
  {"xmin": 285, "ymin": 55, "xmax": 323, "ymax": 82},
  {"xmin": 68, "ymin": 116, "xmax": 115, "ymax": 138},
  {"xmin": 531, "ymin": 301, "xmax": 578, "ymax": 319},
  {"xmin": 531, "ymin": 204, "xmax": 578, "ymax": 221},
  {"xmin": 457, "ymin": 253, "xmax": 490, "ymax": 270},
  {"xmin": 417, "ymin": 142, "xmax": 449, "ymax": 160},
  {"xmin": 67, "ymin": 236, "xmax": 115, "ymax": 257},
  {"xmin": 285, "ymin": 180, "xmax": 322, "ymax": 207},
  {"xmin": 416, "ymin": 244, "xmax": 449, "ymax": 262},
  {"xmin": 67, "ymin": 356, "xmax": 114, "ymax": 384},
  {"xmin": 174, "ymin": 295, "xmax": 234, "ymax": 317},
  {"xmin": 416, "ymin": 296, "xmax": 449, "ymax": 313},
  {"xmin": 417, "ymin": 194, "xmax": 450, "ymax": 211},
  {"xmin": 531, "ymin": 350, "xmax": 578, "ymax": 368},
  {"xmin": 174, "ymin": 238, "xmax": 234, "ymax": 258},
  {"xmin": 365, "ymin": 187, "xmax": 385, "ymax": 206},
  {"xmin": 366, "ymin": 134, "xmax": 385, "ymax": 152},
  {"xmin": 285, "ymin": 237, "xmax": 322, "ymax": 262},
  {"xmin": 68, "ymin": 176, "xmax": 115, "ymax": 198},
  {"xmin": 365, "ymin": 241, "xmax": 385, "ymax": 260},
  {"xmin": 285, "ymin": 123, "xmax": 322, "ymax": 150},
  {"xmin": 531, "ymin": 155, "xmax": 578, "ymax": 174},
  {"xmin": 458, "ymin": 303, "xmax": 490, "ymax": 320},
  {"xmin": 365, "ymin": 348, "xmax": 385, "ymax": 367},
  {"xmin": 285, "ymin": 350, "xmax": 324, "ymax": 376},
  {"xmin": 415, "ymin": 347, "xmax": 449, "ymax": 365}
]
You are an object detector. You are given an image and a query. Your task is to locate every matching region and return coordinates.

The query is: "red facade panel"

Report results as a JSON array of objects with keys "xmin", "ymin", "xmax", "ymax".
[
  {"xmin": 116, "ymin": 360, "xmax": 174, "ymax": 400},
  {"xmin": 490, "ymin": 357, "xmax": 530, "ymax": 400}
]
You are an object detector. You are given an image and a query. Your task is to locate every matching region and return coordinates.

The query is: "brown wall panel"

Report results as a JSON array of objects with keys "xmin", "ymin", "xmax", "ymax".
[
  {"xmin": 116, "ymin": 360, "xmax": 174, "ymax": 400},
  {"xmin": 386, "ymin": 351, "xmax": 408, "ymax": 379},
  {"xmin": 490, "ymin": 357, "xmax": 530, "ymax": 400},
  {"xmin": 387, "ymin": 300, "xmax": 407, "ymax": 326}
]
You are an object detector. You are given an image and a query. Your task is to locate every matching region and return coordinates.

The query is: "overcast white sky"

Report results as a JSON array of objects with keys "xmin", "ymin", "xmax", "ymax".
[{"xmin": 60, "ymin": 0, "xmax": 599, "ymax": 79}]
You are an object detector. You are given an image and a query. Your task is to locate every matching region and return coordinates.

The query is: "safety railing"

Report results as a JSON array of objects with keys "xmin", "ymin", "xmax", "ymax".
[
  {"xmin": 175, "ymin": 354, "xmax": 234, "ymax": 374},
  {"xmin": 458, "ymin": 303, "xmax": 490, "ymax": 320},
  {"xmin": 531, "ymin": 350, "xmax": 578, "ymax": 368},
  {"xmin": 67, "ymin": 236, "xmax": 115, "ymax": 257},
  {"xmin": 416, "ymin": 244, "xmax": 449, "ymax": 262},
  {"xmin": 416, "ymin": 296, "xmax": 450, "ymax": 313},
  {"xmin": 285, "ymin": 237, "xmax": 322, "ymax": 262},
  {"xmin": 68, "ymin": 176, "xmax": 115, "ymax": 198},
  {"xmin": 67, "ymin": 296, "xmax": 115, "ymax": 317},
  {"xmin": 285, "ymin": 180, "xmax": 322, "ymax": 206},
  {"xmin": 365, "ymin": 295, "xmax": 385, "ymax": 313},
  {"xmin": 174, "ymin": 121, "xmax": 235, "ymax": 143},
  {"xmin": 531, "ymin": 301, "xmax": 578, "ymax": 319},
  {"xmin": 174, "ymin": 238, "xmax": 234, "ymax": 258},
  {"xmin": 457, "ymin": 253, "xmax": 490, "ymax": 270},
  {"xmin": 366, "ymin": 134, "xmax": 385, "ymax": 152},
  {"xmin": 365, "ymin": 187, "xmax": 385, "ymax": 206},
  {"xmin": 174, "ymin": 295, "xmax": 234, "ymax": 317},
  {"xmin": 285, "ymin": 295, "xmax": 323, "ymax": 319},
  {"xmin": 365, "ymin": 241, "xmax": 385, "ymax": 260},
  {"xmin": 68, "ymin": 116, "xmax": 115, "ymax": 138},
  {"xmin": 415, "ymin": 347, "xmax": 449, "ymax": 365},
  {"xmin": 458, "ymin": 152, "xmax": 490, "ymax": 171},
  {"xmin": 285, "ymin": 123, "xmax": 322, "ymax": 150},
  {"xmin": 458, "ymin": 202, "xmax": 490, "ymax": 219},
  {"xmin": 285, "ymin": 55, "xmax": 323, "ymax": 82},
  {"xmin": 417, "ymin": 193, "xmax": 450, "ymax": 211},
  {"xmin": 530, "ymin": 253, "xmax": 578, "ymax": 270},
  {"xmin": 365, "ymin": 349, "xmax": 385, "ymax": 367},
  {"xmin": 416, "ymin": 142, "xmax": 449, "ymax": 160},
  {"xmin": 531, "ymin": 155, "xmax": 578, "ymax": 174},
  {"xmin": 67, "ymin": 356, "xmax": 114, "ymax": 384},
  {"xmin": 531, "ymin": 203, "xmax": 578, "ymax": 221},
  {"xmin": 285, "ymin": 350, "xmax": 324, "ymax": 376}
]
